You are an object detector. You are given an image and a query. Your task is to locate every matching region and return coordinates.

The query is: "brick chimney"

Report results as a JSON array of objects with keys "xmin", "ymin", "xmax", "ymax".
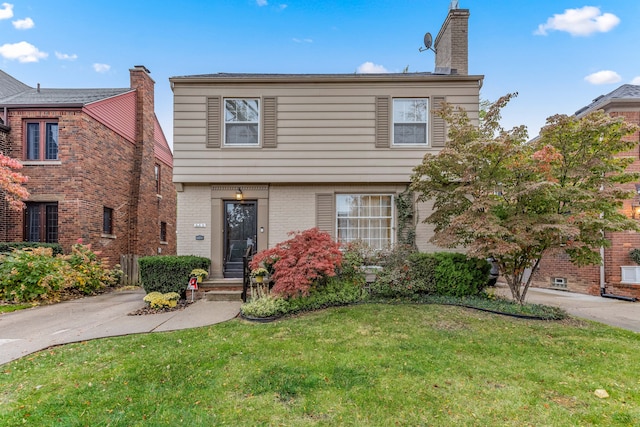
[
  {"xmin": 127, "ymin": 65, "xmax": 158, "ymax": 256},
  {"xmin": 434, "ymin": 8, "xmax": 469, "ymax": 75}
]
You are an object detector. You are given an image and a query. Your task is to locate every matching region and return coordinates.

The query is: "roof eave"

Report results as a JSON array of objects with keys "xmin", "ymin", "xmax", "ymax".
[{"xmin": 170, "ymin": 73, "xmax": 485, "ymax": 86}]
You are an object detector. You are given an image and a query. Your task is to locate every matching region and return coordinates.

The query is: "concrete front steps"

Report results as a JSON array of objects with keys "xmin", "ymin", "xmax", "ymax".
[{"xmin": 201, "ymin": 278, "xmax": 244, "ymax": 301}]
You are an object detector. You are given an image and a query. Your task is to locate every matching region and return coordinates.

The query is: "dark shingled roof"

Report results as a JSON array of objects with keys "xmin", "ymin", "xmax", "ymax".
[
  {"xmin": 0, "ymin": 69, "xmax": 31, "ymax": 98},
  {"xmin": 575, "ymin": 84, "xmax": 640, "ymax": 116},
  {"xmin": 0, "ymin": 68, "xmax": 131, "ymax": 107},
  {"xmin": 0, "ymin": 87, "xmax": 131, "ymax": 107}
]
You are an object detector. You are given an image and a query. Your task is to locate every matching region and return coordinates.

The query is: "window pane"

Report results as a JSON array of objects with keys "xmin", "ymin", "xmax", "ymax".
[
  {"xmin": 394, "ymin": 123, "xmax": 427, "ymax": 144},
  {"xmin": 393, "ymin": 98, "xmax": 428, "ymax": 145},
  {"xmin": 45, "ymin": 123, "xmax": 58, "ymax": 160},
  {"xmin": 103, "ymin": 207, "xmax": 113, "ymax": 234},
  {"xmin": 26, "ymin": 204, "xmax": 41, "ymax": 241},
  {"xmin": 46, "ymin": 204, "xmax": 58, "ymax": 243},
  {"xmin": 26, "ymin": 123, "xmax": 40, "ymax": 160},
  {"xmin": 335, "ymin": 194, "xmax": 393, "ymax": 249},
  {"xmin": 226, "ymin": 123, "xmax": 258, "ymax": 144}
]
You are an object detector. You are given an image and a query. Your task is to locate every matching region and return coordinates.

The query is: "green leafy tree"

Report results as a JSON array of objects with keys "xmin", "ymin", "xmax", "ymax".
[{"xmin": 411, "ymin": 94, "xmax": 640, "ymax": 304}]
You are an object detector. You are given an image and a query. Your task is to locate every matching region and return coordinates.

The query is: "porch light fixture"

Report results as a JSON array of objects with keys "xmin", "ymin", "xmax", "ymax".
[{"xmin": 235, "ymin": 188, "xmax": 243, "ymax": 201}]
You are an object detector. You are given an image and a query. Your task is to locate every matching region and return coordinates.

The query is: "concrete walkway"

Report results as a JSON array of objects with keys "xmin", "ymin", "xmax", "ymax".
[
  {"xmin": 495, "ymin": 284, "xmax": 639, "ymax": 333},
  {"xmin": 0, "ymin": 288, "xmax": 241, "ymax": 366}
]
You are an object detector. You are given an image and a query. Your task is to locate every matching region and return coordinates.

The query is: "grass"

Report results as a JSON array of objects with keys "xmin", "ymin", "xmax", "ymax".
[
  {"xmin": 1, "ymin": 304, "xmax": 639, "ymax": 426},
  {"xmin": 0, "ymin": 303, "xmax": 32, "ymax": 314}
]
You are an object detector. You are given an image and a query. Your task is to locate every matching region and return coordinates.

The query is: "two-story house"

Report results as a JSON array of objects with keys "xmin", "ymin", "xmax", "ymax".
[
  {"xmin": 0, "ymin": 66, "xmax": 176, "ymax": 271},
  {"xmin": 534, "ymin": 84, "xmax": 640, "ymax": 300},
  {"xmin": 171, "ymin": 8, "xmax": 482, "ymax": 281}
]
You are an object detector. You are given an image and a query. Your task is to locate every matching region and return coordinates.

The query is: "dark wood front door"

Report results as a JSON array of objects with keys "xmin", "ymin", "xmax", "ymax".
[{"xmin": 223, "ymin": 201, "xmax": 257, "ymax": 278}]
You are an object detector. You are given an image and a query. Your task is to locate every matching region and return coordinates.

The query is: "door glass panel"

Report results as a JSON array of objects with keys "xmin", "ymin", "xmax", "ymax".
[{"xmin": 224, "ymin": 201, "xmax": 257, "ymax": 276}]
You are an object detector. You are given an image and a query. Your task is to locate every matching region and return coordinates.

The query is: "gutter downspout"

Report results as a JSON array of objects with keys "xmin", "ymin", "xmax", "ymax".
[{"xmin": 600, "ymin": 245, "xmax": 638, "ymax": 302}]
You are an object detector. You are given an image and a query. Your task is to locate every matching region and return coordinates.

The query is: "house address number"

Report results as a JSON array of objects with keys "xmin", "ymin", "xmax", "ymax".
[{"xmin": 194, "ymin": 223, "xmax": 206, "ymax": 228}]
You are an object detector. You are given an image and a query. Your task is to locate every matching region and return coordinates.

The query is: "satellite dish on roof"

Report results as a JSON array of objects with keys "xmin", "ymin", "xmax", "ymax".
[{"xmin": 419, "ymin": 32, "xmax": 436, "ymax": 53}]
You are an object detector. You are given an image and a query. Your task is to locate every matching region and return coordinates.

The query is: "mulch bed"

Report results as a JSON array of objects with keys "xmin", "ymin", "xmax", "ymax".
[{"xmin": 128, "ymin": 300, "xmax": 194, "ymax": 316}]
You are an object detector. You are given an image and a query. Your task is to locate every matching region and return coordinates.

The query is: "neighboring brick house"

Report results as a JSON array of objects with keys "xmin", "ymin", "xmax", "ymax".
[
  {"xmin": 170, "ymin": 8, "xmax": 482, "ymax": 282},
  {"xmin": 0, "ymin": 66, "xmax": 176, "ymax": 267},
  {"xmin": 534, "ymin": 84, "xmax": 640, "ymax": 300}
]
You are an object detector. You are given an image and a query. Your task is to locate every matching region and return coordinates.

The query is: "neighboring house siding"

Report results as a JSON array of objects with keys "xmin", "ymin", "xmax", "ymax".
[{"xmin": 172, "ymin": 77, "xmax": 481, "ymax": 183}]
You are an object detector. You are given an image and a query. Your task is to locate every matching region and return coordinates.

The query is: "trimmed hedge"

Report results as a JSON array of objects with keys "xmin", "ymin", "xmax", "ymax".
[
  {"xmin": 371, "ymin": 251, "xmax": 491, "ymax": 299},
  {"xmin": 139, "ymin": 255, "xmax": 210, "ymax": 295},
  {"xmin": 0, "ymin": 242, "xmax": 63, "ymax": 256}
]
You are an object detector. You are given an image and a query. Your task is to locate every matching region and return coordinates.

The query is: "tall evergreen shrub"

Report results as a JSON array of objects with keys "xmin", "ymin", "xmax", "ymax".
[{"xmin": 139, "ymin": 255, "xmax": 210, "ymax": 294}]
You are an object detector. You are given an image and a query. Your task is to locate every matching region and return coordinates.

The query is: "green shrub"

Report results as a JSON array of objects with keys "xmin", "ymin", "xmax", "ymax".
[
  {"xmin": 370, "ymin": 251, "xmax": 490, "ymax": 299},
  {"xmin": 432, "ymin": 252, "xmax": 490, "ymax": 297},
  {"xmin": 241, "ymin": 295, "xmax": 289, "ymax": 318},
  {"xmin": 0, "ymin": 245, "xmax": 120, "ymax": 303},
  {"xmin": 285, "ymin": 277, "xmax": 367, "ymax": 314},
  {"xmin": 0, "ymin": 242, "xmax": 63, "ymax": 255},
  {"xmin": 139, "ymin": 255, "xmax": 210, "ymax": 294}
]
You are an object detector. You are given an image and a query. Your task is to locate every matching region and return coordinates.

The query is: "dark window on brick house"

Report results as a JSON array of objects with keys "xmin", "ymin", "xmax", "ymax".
[
  {"xmin": 103, "ymin": 207, "xmax": 114, "ymax": 235},
  {"xmin": 26, "ymin": 121, "xmax": 58, "ymax": 160},
  {"xmin": 25, "ymin": 202, "xmax": 58, "ymax": 243},
  {"xmin": 154, "ymin": 163, "xmax": 161, "ymax": 194},
  {"xmin": 160, "ymin": 221, "xmax": 167, "ymax": 242}
]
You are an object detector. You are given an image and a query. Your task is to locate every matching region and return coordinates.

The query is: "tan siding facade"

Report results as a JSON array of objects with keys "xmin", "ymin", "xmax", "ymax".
[{"xmin": 171, "ymin": 75, "xmax": 481, "ymax": 184}]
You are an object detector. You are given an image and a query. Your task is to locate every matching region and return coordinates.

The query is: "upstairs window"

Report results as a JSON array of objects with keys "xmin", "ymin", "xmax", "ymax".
[
  {"xmin": 26, "ymin": 121, "xmax": 59, "ymax": 160},
  {"xmin": 224, "ymin": 98, "xmax": 259, "ymax": 145},
  {"xmin": 154, "ymin": 163, "xmax": 161, "ymax": 194},
  {"xmin": 393, "ymin": 99, "xmax": 428, "ymax": 145}
]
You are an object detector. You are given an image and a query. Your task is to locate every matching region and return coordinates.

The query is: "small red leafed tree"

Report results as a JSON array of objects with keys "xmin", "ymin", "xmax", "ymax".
[
  {"xmin": 0, "ymin": 153, "xmax": 29, "ymax": 210},
  {"xmin": 250, "ymin": 228, "xmax": 343, "ymax": 298}
]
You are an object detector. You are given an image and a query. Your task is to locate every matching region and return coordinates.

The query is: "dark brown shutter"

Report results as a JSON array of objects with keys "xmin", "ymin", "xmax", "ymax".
[
  {"xmin": 375, "ymin": 96, "xmax": 390, "ymax": 148},
  {"xmin": 262, "ymin": 96, "xmax": 277, "ymax": 148},
  {"xmin": 431, "ymin": 96, "xmax": 446, "ymax": 147},
  {"xmin": 206, "ymin": 96, "xmax": 221, "ymax": 148},
  {"xmin": 316, "ymin": 193, "xmax": 335, "ymax": 239}
]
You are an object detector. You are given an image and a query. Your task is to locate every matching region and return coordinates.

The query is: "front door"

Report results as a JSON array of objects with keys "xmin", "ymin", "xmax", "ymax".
[{"xmin": 223, "ymin": 201, "xmax": 257, "ymax": 278}]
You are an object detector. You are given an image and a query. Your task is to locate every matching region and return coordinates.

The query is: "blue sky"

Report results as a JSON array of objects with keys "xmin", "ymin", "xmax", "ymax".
[{"xmin": 1, "ymin": 1, "xmax": 639, "ymax": 148}]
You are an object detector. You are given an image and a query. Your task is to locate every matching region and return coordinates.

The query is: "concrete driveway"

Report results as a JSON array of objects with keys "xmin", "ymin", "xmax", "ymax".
[
  {"xmin": 0, "ymin": 288, "xmax": 241, "ymax": 366},
  {"xmin": 495, "ymin": 284, "xmax": 639, "ymax": 333}
]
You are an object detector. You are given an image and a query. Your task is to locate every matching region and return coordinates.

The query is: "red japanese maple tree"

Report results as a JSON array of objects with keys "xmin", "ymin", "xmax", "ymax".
[{"xmin": 250, "ymin": 228, "xmax": 343, "ymax": 298}]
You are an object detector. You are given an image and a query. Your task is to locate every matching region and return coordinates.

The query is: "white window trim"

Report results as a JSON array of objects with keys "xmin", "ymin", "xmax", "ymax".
[
  {"xmin": 620, "ymin": 266, "xmax": 640, "ymax": 284},
  {"xmin": 223, "ymin": 98, "xmax": 260, "ymax": 147},
  {"xmin": 392, "ymin": 98, "xmax": 429, "ymax": 146},
  {"xmin": 335, "ymin": 193, "xmax": 395, "ymax": 250}
]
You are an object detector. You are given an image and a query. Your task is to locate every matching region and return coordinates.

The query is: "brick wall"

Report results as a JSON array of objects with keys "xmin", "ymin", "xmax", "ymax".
[
  {"xmin": 176, "ymin": 184, "xmax": 212, "ymax": 259},
  {"xmin": 0, "ymin": 66, "xmax": 177, "ymax": 267}
]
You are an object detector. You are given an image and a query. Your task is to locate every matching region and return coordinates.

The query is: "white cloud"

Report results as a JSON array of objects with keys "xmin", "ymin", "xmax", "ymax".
[
  {"xmin": 631, "ymin": 76, "xmax": 640, "ymax": 85},
  {"xmin": 93, "ymin": 63, "xmax": 111, "ymax": 73},
  {"xmin": 55, "ymin": 51, "xmax": 77, "ymax": 61},
  {"xmin": 292, "ymin": 38, "xmax": 312, "ymax": 43},
  {"xmin": 584, "ymin": 70, "xmax": 622, "ymax": 85},
  {"xmin": 256, "ymin": 0, "xmax": 267, "ymax": 6},
  {"xmin": 12, "ymin": 17, "xmax": 34, "ymax": 29},
  {"xmin": 0, "ymin": 2, "xmax": 13, "ymax": 20},
  {"xmin": 535, "ymin": 6, "xmax": 620, "ymax": 36},
  {"xmin": 357, "ymin": 62, "xmax": 389, "ymax": 74},
  {"xmin": 279, "ymin": 4, "xmax": 287, "ymax": 10},
  {"xmin": 0, "ymin": 41, "xmax": 47, "ymax": 62}
]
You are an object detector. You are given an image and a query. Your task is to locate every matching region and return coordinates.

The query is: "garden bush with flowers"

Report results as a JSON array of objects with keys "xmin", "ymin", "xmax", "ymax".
[
  {"xmin": 0, "ymin": 243, "xmax": 122, "ymax": 304},
  {"xmin": 242, "ymin": 228, "xmax": 368, "ymax": 318}
]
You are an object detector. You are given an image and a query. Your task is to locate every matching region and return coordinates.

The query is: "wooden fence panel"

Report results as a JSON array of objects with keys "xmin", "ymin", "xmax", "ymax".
[{"xmin": 120, "ymin": 254, "xmax": 140, "ymax": 285}]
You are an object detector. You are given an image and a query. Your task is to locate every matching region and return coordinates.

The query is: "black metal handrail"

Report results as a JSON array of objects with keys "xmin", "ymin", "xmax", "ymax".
[{"xmin": 241, "ymin": 244, "xmax": 254, "ymax": 302}]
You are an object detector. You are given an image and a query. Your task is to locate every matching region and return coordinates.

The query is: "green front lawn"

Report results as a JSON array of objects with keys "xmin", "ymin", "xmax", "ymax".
[{"xmin": 1, "ymin": 304, "xmax": 638, "ymax": 426}]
